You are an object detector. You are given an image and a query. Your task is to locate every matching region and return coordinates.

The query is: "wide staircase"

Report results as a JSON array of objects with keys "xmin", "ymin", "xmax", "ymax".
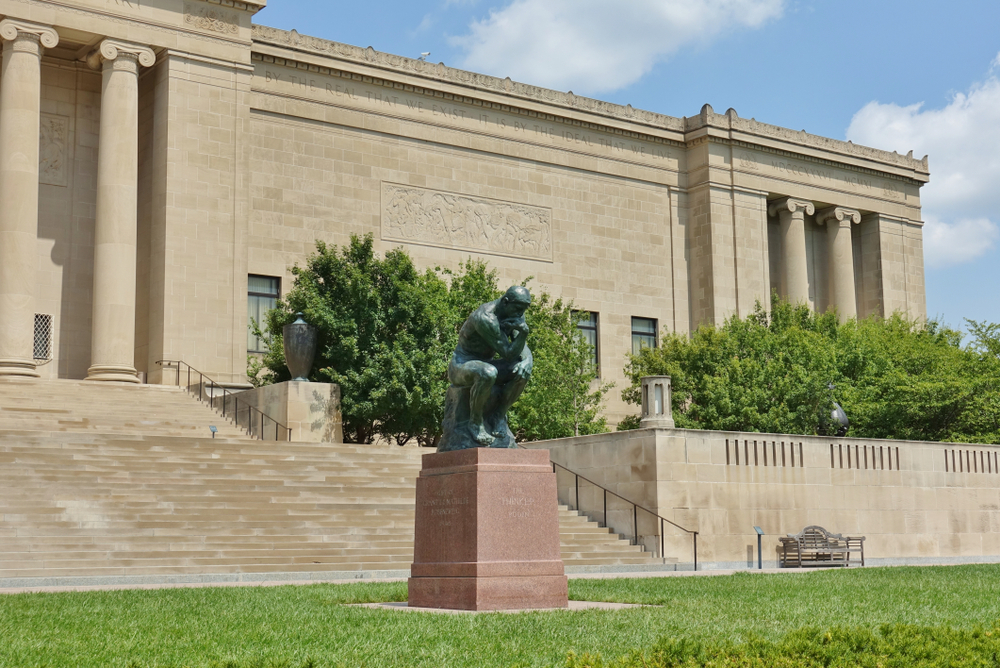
[{"xmin": 0, "ymin": 379, "xmax": 660, "ymax": 585}]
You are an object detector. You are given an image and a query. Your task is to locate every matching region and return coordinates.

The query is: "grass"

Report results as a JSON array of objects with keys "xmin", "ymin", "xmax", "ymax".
[{"xmin": 1, "ymin": 565, "xmax": 1000, "ymax": 667}]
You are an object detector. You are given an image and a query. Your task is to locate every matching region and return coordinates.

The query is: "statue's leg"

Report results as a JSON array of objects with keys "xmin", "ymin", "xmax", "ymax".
[
  {"xmin": 450, "ymin": 360, "xmax": 498, "ymax": 445},
  {"xmin": 494, "ymin": 363, "xmax": 528, "ymax": 417}
]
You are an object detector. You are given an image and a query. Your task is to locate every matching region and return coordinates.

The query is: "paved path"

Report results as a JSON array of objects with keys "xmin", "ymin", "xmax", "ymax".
[{"xmin": 0, "ymin": 566, "xmax": 838, "ymax": 596}]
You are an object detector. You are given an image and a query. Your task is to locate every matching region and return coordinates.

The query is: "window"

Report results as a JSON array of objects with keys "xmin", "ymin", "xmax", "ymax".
[
  {"xmin": 631, "ymin": 316, "xmax": 657, "ymax": 354},
  {"xmin": 573, "ymin": 311, "xmax": 599, "ymax": 371},
  {"xmin": 248, "ymin": 275, "xmax": 280, "ymax": 353}
]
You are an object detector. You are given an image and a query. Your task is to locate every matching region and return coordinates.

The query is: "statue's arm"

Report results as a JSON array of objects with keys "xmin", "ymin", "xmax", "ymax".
[
  {"xmin": 474, "ymin": 312, "xmax": 527, "ymax": 361},
  {"xmin": 514, "ymin": 341, "xmax": 533, "ymax": 376}
]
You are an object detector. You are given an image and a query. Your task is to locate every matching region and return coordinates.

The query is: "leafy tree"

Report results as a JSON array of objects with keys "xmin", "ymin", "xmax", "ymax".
[
  {"xmin": 254, "ymin": 235, "xmax": 608, "ymax": 445},
  {"xmin": 620, "ymin": 298, "xmax": 1000, "ymax": 444},
  {"xmin": 510, "ymin": 292, "xmax": 610, "ymax": 440},
  {"xmin": 622, "ymin": 300, "xmax": 838, "ymax": 435},
  {"xmin": 258, "ymin": 235, "xmax": 449, "ymax": 444}
]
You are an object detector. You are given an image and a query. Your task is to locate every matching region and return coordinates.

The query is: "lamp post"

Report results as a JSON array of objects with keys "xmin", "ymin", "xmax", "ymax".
[{"xmin": 754, "ymin": 526, "xmax": 764, "ymax": 570}]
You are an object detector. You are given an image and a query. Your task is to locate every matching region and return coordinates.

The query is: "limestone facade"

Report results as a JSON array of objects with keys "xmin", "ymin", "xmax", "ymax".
[{"xmin": 0, "ymin": 0, "xmax": 928, "ymax": 422}]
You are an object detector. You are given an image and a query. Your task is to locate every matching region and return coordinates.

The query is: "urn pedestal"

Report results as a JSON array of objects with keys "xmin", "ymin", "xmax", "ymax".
[{"xmin": 407, "ymin": 448, "xmax": 568, "ymax": 611}]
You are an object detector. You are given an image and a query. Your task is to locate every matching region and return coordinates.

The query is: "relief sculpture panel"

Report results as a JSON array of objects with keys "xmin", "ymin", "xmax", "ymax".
[
  {"xmin": 39, "ymin": 113, "xmax": 68, "ymax": 187},
  {"xmin": 183, "ymin": 2, "xmax": 239, "ymax": 34},
  {"xmin": 381, "ymin": 183, "xmax": 553, "ymax": 261}
]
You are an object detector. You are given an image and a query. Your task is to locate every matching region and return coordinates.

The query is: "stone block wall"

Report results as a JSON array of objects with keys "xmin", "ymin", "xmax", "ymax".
[{"xmin": 526, "ymin": 428, "xmax": 1000, "ymax": 569}]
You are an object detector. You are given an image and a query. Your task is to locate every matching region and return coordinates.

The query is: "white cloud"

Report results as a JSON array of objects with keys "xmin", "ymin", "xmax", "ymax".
[
  {"xmin": 847, "ymin": 66, "xmax": 1000, "ymax": 269},
  {"xmin": 450, "ymin": 0, "xmax": 785, "ymax": 95},
  {"xmin": 921, "ymin": 216, "xmax": 1000, "ymax": 268}
]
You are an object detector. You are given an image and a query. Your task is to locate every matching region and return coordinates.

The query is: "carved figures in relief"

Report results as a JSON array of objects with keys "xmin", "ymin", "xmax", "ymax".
[
  {"xmin": 438, "ymin": 286, "xmax": 533, "ymax": 452},
  {"xmin": 183, "ymin": 3, "xmax": 239, "ymax": 34},
  {"xmin": 39, "ymin": 114, "xmax": 67, "ymax": 187},
  {"xmin": 382, "ymin": 184, "xmax": 551, "ymax": 261}
]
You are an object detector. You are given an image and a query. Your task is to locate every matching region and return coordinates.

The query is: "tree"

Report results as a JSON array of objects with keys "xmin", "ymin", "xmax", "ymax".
[
  {"xmin": 258, "ymin": 234, "xmax": 450, "ymax": 444},
  {"xmin": 622, "ymin": 300, "xmax": 838, "ymax": 435},
  {"xmin": 254, "ymin": 235, "xmax": 609, "ymax": 445},
  {"xmin": 510, "ymin": 292, "xmax": 610, "ymax": 440},
  {"xmin": 620, "ymin": 298, "xmax": 1000, "ymax": 444}
]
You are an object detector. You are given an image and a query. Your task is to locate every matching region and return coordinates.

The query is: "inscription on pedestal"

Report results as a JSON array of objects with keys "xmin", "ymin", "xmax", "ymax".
[
  {"xmin": 423, "ymin": 489, "xmax": 470, "ymax": 527},
  {"xmin": 502, "ymin": 486, "xmax": 537, "ymax": 519}
]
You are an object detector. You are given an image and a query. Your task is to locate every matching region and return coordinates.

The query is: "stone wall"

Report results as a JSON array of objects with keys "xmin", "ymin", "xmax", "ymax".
[
  {"xmin": 0, "ymin": 2, "xmax": 928, "ymax": 419},
  {"xmin": 525, "ymin": 429, "xmax": 1000, "ymax": 569}
]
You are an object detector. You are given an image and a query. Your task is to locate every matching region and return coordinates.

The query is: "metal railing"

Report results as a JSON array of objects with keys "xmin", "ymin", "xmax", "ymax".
[
  {"xmin": 156, "ymin": 360, "xmax": 292, "ymax": 441},
  {"xmin": 551, "ymin": 460, "xmax": 698, "ymax": 570}
]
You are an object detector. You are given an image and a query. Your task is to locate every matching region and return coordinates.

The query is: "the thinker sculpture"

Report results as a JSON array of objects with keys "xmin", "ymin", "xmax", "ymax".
[{"xmin": 438, "ymin": 286, "xmax": 533, "ymax": 451}]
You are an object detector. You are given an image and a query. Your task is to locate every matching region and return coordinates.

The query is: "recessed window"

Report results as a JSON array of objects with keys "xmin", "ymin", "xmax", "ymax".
[
  {"xmin": 248, "ymin": 275, "xmax": 280, "ymax": 353},
  {"xmin": 631, "ymin": 316, "xmax": 658, "ymax": 355},
  {"xmin": 573, "ymin": 311, "xmax": 599, "ymax": 372}
]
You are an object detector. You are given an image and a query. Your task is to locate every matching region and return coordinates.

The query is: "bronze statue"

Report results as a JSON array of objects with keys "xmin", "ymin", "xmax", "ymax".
[{"xmin": 438, "ymin": 286, "xmax": 533, "ymax": 451}]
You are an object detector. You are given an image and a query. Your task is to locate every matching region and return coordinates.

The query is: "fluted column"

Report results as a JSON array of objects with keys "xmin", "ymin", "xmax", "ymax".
[
  {"xmin": 818, "ymin": 206, "xmax": 861, "ymax": 322},
  {"xmin": 86, "ymin": 40, "xmax": 155, "ymax": 383},
  {"xmin": 768, "ymin": 197, "xmax": 814, "ymax": 306},
  {"xmin": 0, "ymin": 20, "xmax": 58, "ymax": 378}
]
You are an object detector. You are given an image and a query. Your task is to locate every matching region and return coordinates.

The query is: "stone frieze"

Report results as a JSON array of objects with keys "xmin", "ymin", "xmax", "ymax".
[{"xmin": 381, "ymin": 183, "xmax": 552, "ymax": 261}]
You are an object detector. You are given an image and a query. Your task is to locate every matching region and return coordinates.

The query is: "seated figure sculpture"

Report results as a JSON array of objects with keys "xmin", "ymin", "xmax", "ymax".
[{"xmin": 438, "ymin": 286, "xmax": 533, "ymax": 451}]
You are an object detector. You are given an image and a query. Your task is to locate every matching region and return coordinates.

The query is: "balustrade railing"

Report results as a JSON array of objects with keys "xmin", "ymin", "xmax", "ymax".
[
  {"xmin": 550, "ymin": 460, "xmax": 698, "ymax": 570},
  {"xmin": 156, "ymin": 360, "xmax": 292, "ymax": 441}
]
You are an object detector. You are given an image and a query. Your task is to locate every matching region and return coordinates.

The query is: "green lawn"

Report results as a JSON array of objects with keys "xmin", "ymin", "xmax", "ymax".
[{"xmin": 2, "ymin": 565, "xmax": 1000, "ymax": 668}]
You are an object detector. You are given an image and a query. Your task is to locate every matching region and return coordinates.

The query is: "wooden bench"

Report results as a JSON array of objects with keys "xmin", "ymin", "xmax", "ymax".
[{"xmin": 779, "ymin": 525, "xmax": 865, "ymax": 567}]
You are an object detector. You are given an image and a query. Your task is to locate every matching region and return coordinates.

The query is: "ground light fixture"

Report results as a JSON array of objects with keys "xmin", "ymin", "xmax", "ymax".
[{"xmin": 753, "ymin": 526, "xmax": 764, "ymax": 569}]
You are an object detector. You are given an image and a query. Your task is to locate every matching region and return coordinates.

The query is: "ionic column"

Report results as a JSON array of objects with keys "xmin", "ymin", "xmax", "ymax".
[
  {"xmin": 85, "ymin": 40, "xmax": 155, "ymax": 383},
  {"xmin": 768, "ymin": 197, "xmax": 814, "ymax": 306},
  {"xmin": 0, "ymin": 20, "xmax": 58, "ymax": 378},
  {"xmin": 818, "ymin": 207, "xmax": 861, "ymax": 322}
]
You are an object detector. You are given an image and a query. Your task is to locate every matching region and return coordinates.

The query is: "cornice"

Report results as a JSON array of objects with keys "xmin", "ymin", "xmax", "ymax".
[
  {"xmin": 250, "ymin": 51, "xmax": 686, "ymax": 151},
  {"xmin": 251, "ymin": 24, "xmax": 930, "ymax": 176},
  {"xmin": 201, "ymin": 0, "xmax": 266, "ymax": 13}
]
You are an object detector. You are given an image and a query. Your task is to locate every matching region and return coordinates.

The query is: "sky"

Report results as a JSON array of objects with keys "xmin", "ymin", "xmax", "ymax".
[{"xmin": 253, "ymin": 0, "xmax": 1000, "ymax": 333}]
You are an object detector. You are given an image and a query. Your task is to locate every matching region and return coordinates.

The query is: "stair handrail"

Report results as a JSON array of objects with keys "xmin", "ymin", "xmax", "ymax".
[
  {"xmin": 545, "ymin": 455, "xmax": 698, "ymax": 570},
  {"xmin": 155, "ymin": 360, "xmax": 292, "ymax": 442}
]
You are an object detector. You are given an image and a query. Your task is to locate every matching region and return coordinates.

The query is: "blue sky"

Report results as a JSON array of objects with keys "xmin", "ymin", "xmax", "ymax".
[{"xmin": 255, "ymin": 0, "xmax": 1000, "ymax": 332}]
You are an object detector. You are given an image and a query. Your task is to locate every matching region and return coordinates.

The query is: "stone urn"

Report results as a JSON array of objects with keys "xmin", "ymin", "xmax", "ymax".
[{"xmin": 282, "ymin": 313, "xmax": 318, "ymax": 382}]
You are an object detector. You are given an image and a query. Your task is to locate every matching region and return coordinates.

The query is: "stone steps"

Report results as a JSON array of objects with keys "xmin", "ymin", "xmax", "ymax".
[{"xmin": 0, "ymin": 379, "xmax": 664, "ymax": 582}]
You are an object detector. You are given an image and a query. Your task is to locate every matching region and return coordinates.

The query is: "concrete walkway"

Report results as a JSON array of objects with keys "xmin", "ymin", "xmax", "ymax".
[{"xmin": 0, "ymin": 565, "xmax": 842, "ymax": 596}]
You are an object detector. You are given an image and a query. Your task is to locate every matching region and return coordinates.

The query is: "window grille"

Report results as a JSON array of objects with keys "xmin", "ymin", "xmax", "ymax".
[{"xmin": 34, "ymin": 314, "xmax": 53, "ymax": 361}]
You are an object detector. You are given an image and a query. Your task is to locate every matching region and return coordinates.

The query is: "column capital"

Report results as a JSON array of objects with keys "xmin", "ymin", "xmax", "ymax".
[
  {"xmin": 0, "ymin": 19, "xmax": 59, "ymax": 49},
  {"xmin": 768, "ymin": 197, "xmax": 815, "ymax": 218},
  {"xmin": 817, "ymin": 206, "xmax": 862, "ymax": 228},
  {"xmin": 86, "ymin": 38, "xmax": 155, "ymax": 70}
]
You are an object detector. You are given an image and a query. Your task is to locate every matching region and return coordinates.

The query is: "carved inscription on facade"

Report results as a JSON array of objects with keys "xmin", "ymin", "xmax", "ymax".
[
  {"xmin": 883, "ymin": 181, "xmax": 904, "ymax": 200},
  {"xmin": 382, "ymin": 183, "xmax": 553, "ymax": 261},
  {"xmin": 183, "ymin": 2, "xmax": 239, "ymax": 34},
  {"xmin": 39, "ymin": 113, "xmax": 68, "ymax": 187}
]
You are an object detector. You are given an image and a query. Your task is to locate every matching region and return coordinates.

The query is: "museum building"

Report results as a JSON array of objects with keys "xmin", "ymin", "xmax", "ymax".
[{"xmin": 0, "ymin": 0, "xmax": 929, "ymax": 422}]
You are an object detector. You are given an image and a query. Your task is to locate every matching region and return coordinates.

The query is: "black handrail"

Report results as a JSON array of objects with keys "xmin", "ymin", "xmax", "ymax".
[
  {"xmin": 155, "ymin": 360, "xmax": 292, "ymax": 442},
  {"xmin": 549, "ymin": 459, "xmax": 698, "ymax": 571}
]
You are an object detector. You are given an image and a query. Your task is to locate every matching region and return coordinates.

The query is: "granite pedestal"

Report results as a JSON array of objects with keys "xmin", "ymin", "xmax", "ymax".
[{"xmin": 407, "ymin": 448, "xmax": 569, "ymax": 611}]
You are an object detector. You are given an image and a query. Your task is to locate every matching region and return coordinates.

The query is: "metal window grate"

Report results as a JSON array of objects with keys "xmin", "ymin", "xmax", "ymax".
[{"xmin": 34, "ymin": 314, "xmax": 53, "ymax": 361}]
